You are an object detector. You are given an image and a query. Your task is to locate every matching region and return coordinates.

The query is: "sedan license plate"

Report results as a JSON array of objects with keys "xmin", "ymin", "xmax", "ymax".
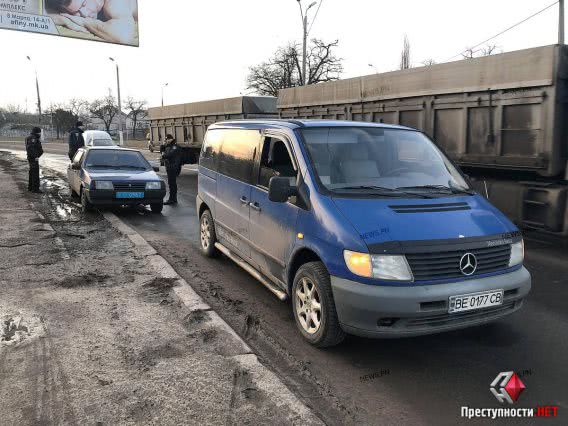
[
  {"xmin": 116, "ymin": 192, "xmax": 144, "ymax": 199},
  {"xmin": 449, "ymin": 289, "xmax": 504, "ymax": 314}
]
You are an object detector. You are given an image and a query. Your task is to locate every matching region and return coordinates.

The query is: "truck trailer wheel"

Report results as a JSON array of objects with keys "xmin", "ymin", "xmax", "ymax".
[{"xmin": 292, "ymin": 262, "xmax": 345, "ymax": 348}]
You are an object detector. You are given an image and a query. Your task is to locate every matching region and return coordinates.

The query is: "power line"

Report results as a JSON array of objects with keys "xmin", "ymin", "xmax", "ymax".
[
  {"xmin": 446, "ymin": 1, "xmax": 559, "ymax": 62},
  {"xmin": 308, "ymin": 0, "xmax": 324, "ymax": 35}
]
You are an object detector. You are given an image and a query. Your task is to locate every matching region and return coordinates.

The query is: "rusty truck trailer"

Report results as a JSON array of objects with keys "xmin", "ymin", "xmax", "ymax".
[
  {"xmin": 278, "ymin": 45, "xmax": 568, "ymax": 238},
  {"xmin": 148, "ymin": 96, "xmax": 277, "ymax": 163}
]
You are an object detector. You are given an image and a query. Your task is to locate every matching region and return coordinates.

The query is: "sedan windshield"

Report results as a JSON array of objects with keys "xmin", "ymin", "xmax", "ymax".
[
  {"xmin": 300, "ymin": 127, "xmax": 471, "ymax": 196},
  {"xmin": 84, "ymin": 150, "xmax": 150, "ymax": 170}
]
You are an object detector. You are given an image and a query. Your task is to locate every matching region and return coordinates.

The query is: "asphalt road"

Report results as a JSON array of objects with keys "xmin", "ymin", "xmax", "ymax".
[{"xmin": 2, "ymin": 142, "xmax": 567, "ymax": 425}]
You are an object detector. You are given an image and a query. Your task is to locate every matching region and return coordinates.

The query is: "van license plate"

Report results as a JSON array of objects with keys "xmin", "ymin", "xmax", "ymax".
[
  {"xmin": 449, "ymin": 290, "xmax": 504, "ymax": 314},
  {"xmin": 116, "ymin": 192, "xmax": 144, "ymax": 199}
]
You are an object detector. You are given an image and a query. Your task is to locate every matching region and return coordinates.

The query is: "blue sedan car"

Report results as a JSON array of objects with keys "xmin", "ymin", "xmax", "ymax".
[{"xmin": 67, "ymin": 147, "xmax": 166, "ymax": 213}]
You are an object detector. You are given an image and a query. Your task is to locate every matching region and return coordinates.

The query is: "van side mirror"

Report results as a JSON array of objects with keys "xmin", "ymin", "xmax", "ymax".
[{"xmin": 268, "ymin": 177, "xmax": 297, "ymax": 203}]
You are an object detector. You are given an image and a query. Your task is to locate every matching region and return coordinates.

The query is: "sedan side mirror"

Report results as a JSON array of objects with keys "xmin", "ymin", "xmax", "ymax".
[
  {"xmin": 72, "ymin": 163, "xmax": 81, "ymax": 170},
  {"xmin": 268, "ymin": 176, "xmax": 297, "ymax": 203},
  {"xmin": 153, "ymin": 166, "xmax": 160, "ymax": 172}
]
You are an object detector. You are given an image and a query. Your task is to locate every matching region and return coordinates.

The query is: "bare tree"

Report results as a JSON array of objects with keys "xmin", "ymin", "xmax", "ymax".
[
  {"xmin": 481, "ymin": 44, "xmax": 499, "ymax": 56},
  {"xmin": 421, "ymin": 58, "xmax": 437, "ymax": 67},
  {"xmin": 461, "ymin": 47, "xmax": 477, "ymax": 60},
  {"xmin": 68, "ymin": 98, "xmax": 90, "ymax": 123},
  {"xmin": 124, "ymin": 97, "xmax": 148, "ymax": 139},
  {"xmin": 246, "ymin": 38, "xmax": 343, "ymax": 97},
  {"xmin": 399, "ymin": 34, "xmax": 411, "ymax": 70},
  {"xmin": 5, "ymin": 104, "xmax": 23, "ymax": 115},
  {"xmin": 89, "ymin": 95, "xmax": 118, "ymax": 133}
]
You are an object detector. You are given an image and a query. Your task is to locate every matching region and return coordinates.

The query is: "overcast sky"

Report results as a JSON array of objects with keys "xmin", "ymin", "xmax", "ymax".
[{"xmin": 0, "ymin": 0, "xmax": 562, "ymax": 111}]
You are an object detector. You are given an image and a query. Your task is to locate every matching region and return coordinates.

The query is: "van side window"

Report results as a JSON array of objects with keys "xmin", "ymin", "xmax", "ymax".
[
  {"xmin": 258, "ymin": 137, "xmax": 296, "ymax": 188},
  {"xmin": 200, "ymin": 129, "xmax": 223, "ymax": 171},
  {"xmin": 218, "ymin": 129, "xmax": 260, "ymax": 183}
]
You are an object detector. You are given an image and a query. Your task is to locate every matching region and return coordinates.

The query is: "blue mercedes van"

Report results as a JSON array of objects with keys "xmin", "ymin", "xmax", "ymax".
[{"xmin": 196, "ymin": 120, "xmax": 531, "ymax": 347}]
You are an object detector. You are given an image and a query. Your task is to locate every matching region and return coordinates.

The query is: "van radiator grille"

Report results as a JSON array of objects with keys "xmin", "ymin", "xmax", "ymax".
[
  {"xmin": 406, "ymin": 244, "xmax": 512, "ymax": 281},
  {"xmin": 112, "ymin": 182, "xmax": 146, "ymax": 191}
]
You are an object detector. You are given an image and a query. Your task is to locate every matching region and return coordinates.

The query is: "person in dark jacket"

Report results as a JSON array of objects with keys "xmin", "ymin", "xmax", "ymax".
[
  {"xmin": 161, "ymin": 134, "xmax": 182, "ymax": 205},
  {"xmin": 68, "ymin": 121, "xmax": 85, "ymax": 160},
  {"xmin": 25, "ymin": 127, "xmax": 44, "ymax": 193}
]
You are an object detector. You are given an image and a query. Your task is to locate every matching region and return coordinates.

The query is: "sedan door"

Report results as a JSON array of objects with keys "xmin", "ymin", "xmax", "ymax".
[{"xmin": 68, "ymin": 149, "xmax": 85, "ymax": 194}]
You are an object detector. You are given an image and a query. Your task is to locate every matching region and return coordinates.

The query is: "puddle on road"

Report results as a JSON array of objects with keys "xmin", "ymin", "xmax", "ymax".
[{"xmin": 0, "ymin": 309, "xmax": 46, "ymax": 348}]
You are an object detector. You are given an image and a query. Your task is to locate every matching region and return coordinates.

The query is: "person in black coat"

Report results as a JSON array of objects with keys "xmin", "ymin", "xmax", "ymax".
[
  {"xmin": 161, "ymin": 134, "xmax": 182, "ymax": 205},
  {"xmin": 25, "ymin": 127, "xmax": 44, "ymax": 193},
  {"xmin": 68, "ymin": 121, "xmax": 85, "ymax": 161}
]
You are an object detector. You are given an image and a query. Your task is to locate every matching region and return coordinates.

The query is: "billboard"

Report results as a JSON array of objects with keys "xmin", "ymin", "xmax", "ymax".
[{"xmin": 0, "ymin": 0, "xmax": 139, "ymax": 46}]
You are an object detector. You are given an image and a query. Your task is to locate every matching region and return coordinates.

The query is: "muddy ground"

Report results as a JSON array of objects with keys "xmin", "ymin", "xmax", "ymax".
[{"xmin": 0, "ymin": 153, "xmax": 319, "ymax": 425}]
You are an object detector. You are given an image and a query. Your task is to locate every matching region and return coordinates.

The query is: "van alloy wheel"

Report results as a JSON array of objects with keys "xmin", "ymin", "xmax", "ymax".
[
  {"xmin": 295, "ymin": 277, "xmax": 322, "ymax": 334},
  {"xmin": 199, "ymin": 210, "xmax": 218, "ymax": 257},
  {"xmin": 201, "ymin": 216, "xmax": 211, "ymax": 250}
]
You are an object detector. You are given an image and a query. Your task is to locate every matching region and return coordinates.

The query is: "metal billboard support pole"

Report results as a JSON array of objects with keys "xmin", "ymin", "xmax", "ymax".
[
  {"xmin": 560, "ymin": 0, "xmax": 565, "ymax": 44},
  {"xmin": 109, "ymin": 57, "xmax": 124, "ymax": 146},
  {"xmin": 27, "ymin": 56, "xmax": 42, "ymax": 124}
]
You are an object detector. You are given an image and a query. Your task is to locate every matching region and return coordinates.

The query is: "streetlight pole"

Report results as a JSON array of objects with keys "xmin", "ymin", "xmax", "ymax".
[
  {"xmin": 109, "ymin": 57, "xmax": 124, "ymax": 146},
  {"xmin": 162, "ymin": 83, "xmax": 169, "ymax": 107},
  {"xmin": 296, "ymin": 0, "xmax": 318, "ymax": 86},
  {"xmin": 560, "ymin": 0, "xmax": 565, "ymax": 44},
  {"xmin": 368, "ymin": 64, "xmax": 379, "ymax": 74},
  {"xmin": 26, "ymin": 56, "xmax": 42, "ymax": 124}
]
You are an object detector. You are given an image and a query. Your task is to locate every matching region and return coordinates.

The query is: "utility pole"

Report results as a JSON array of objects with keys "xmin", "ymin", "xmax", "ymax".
[
  {"xmin": 109, "ymin": 57, "xmax": 124, "ymax": 146},
  {"xmin": 560, "ymin": 0, "xmax": 565, "ymax": 44},
  {"xmin": 26, "ymin": 56, "xmax": 42, "ymax": 124},
  {"xmin": 162, "ymin": 82, "xmax": 169, "ymax": 107},
  {"xmin": 296, "ymin": 0, "xmax": 318, "ymax": 86}
]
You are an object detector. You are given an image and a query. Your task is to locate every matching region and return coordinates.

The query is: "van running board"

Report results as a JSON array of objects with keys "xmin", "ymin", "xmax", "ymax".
[{"xmin": 214, "ymin": 243, "xmax": 288, "ymax": 301}]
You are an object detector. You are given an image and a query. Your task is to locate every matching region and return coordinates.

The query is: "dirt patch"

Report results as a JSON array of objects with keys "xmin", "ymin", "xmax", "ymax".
[
  {"xmin": 140, "ymin": 278, "xmax": 177, "ymax": 304},
  {"xmin": 58, "ymin": 273, "xmax": 111, "ymax": 288},
  {"xmin": 0, "ymin": 311, "xmax": 46, "ymax": 348}
]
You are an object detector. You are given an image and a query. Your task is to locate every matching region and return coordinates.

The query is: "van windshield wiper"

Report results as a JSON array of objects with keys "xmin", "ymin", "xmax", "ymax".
[
  {"xmin": 397, "ymin": 185, "xmax": 475, "ymax": 195},
  {"xmin": 333, "ymin": 185, "xmax": 433, "ymax": 198}
]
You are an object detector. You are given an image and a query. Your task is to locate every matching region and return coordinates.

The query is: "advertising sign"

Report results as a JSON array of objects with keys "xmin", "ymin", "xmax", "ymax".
[{"xmin": 0, "ymin": 0, "xmax": 139, "ymax": 46}]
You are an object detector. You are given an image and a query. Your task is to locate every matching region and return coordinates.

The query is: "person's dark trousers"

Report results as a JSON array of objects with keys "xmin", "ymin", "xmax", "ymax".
[
  {"xmin": 166, "ymin": 167, "xmax": 178, "ymax": 202},
  {"xmin": 28, "ymin": 160, "xmax": 40, "ymax": 192}
]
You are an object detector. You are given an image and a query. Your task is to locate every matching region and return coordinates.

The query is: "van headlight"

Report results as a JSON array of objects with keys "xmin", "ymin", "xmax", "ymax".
[
  {"xmin": 146, "ymin": 181, "xmax": 162, "ymax": 190},
  {"xmin": 509, "ymin": 240, "xmax": 524, "ymax": 267},
  {"xmin": 344, "ymin": 250, "xmax": 413, "ymax": 281},
  {"xmin": 94, "ymin": 181, "xmax": 113, "ymax": 190}
]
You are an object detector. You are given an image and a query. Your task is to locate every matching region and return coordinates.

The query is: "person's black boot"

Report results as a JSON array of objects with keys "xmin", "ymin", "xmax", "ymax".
[{"xmin": 164, "ymin": 199, "xmax": 178, "ymax": 205}]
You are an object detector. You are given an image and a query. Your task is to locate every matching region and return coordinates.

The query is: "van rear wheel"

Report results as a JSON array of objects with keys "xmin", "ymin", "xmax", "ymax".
[
  {"xmin": 292, "ymin": 262, "xmax": 345, "ymax": 348},
  {"xmin": 199, "ymin": 210, "xmax": 218, "ymax": 257}
]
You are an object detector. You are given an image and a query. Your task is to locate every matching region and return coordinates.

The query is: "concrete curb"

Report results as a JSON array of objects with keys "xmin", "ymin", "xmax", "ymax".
[{"xmin": 102, "ymin": 212, "xmax": 323, "ymax": 424}]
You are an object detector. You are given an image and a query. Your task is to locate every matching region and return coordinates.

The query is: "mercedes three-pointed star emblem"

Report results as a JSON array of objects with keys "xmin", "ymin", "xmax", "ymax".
[{"xmin": 459, "ymin": 253, "xmax": 477, "ymax": 276}]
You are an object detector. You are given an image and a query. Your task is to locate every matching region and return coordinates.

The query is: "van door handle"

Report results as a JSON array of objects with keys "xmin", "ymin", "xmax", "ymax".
[
  {"xmin": 240, "ymin": 196, "xmax": 248, "ymax": 205},
  {"xmin": 249, "ymin": 202, "xmax": 261, "ymax": 212}
]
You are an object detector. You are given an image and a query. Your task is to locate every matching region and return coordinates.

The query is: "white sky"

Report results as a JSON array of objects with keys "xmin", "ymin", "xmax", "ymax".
[{"xmin": 0, "ymin": 0, "xmax": 562, "ymax": 111}]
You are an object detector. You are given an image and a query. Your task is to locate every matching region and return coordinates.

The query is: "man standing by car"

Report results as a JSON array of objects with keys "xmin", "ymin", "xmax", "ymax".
[
  {"xmin": 162, "ymin": 134, "xmax": 181, "ymax": 205},
  {"xmin": 68, "ymin": 121, "xmax": 85, "ymax": 160},
  {"xmin": 26, "ymin": 127, "xmax": 44, "ymax": 193}
]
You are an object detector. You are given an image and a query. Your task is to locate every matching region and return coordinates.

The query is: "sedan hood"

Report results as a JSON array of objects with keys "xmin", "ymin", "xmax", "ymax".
[
  {"xmin": 332, "ymin": 195, "xmax": 516, "ymax": 247},
  {"xmin": 86, "ymin": 169, "xmax": 160, "ymax": 181}
]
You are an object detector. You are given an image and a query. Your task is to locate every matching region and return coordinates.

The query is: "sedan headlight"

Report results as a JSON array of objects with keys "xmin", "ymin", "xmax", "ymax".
[
  {"xmin": 146, "ymin": 181, "xmax": 162, "ymax": 190},
  {"xmin": 509, "ymin": 240, "xmax": 524, "ymax": 267},
  {"xmin": 344, "ymin": 250, "xmax": 413, "ymax": 281},
  {"xmin": 94, "ymin": 181, "xmax": 113, "ymax": 190}
]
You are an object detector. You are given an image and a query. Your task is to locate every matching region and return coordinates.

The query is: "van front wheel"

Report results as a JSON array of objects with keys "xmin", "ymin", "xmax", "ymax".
[
  {"xmin": 199, "ymin": 210, "xmax": 218, "ymax": 257},
  {"xmin": 292, "ymin": 262, "xmax": 345, "ymax": 348}
]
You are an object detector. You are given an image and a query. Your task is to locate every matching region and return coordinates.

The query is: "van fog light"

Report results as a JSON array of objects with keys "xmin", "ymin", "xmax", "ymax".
[
  {"xmin": 509, "ymin": 240, "xmax": 524, "ymax": 267},
  {"xmin": 371, "ymin": 255, "xmax": 414, "ymax": 281}
]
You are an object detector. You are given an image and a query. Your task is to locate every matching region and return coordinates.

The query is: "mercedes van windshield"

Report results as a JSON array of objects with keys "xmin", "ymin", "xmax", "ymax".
[{"xmin": 300, "ymin": 127, "xmax": 471, "ymax": 196}]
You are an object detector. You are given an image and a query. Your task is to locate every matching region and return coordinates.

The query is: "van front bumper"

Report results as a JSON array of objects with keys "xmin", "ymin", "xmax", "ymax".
[{"xmin": 330, "ymin": 267, "xmax": 531, "ymax": 338}]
